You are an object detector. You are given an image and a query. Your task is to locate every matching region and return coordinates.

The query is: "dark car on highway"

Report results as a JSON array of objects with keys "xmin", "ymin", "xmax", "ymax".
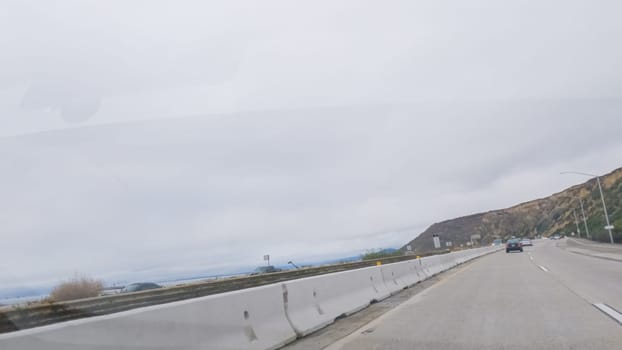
[
  {"xmin": 506, "ymin": 238, "xmax": 523, "ymax": 253},
  {"xmin": 121, "ymin": 282, "xmax": 162, "ymax": 293}
]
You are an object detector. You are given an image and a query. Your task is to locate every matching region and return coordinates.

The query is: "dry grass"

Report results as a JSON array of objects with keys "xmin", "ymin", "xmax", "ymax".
[{"xmin": 49, "ymin": 275, "xmax": 104, "ymax": 302}]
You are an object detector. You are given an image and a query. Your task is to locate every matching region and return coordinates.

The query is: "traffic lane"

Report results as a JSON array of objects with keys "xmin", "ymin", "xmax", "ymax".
[
  {"xmin": 529, "ymin": 238, "xmax": 622, "ymax": 313},
  {"xmin": 326, "ymin": 248, "xmax": 622, "ymax": 350}
]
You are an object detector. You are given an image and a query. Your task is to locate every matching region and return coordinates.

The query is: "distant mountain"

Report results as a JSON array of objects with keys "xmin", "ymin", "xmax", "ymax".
[
  {"xmin": 403, "ymin": 167, "xmax": 622, "ymax": 252},
  {"xmin": 0, "ymin": 286, "xmax": 51, "ymax": 300}
]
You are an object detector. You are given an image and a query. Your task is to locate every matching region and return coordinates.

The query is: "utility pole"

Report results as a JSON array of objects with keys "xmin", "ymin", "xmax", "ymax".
[
  {"xmin": 573, "ymin": 209, "xmax": 581, "ymax": 238},
  {"xmin": 579, "ymin": 199, "xmax": 590, "ymax": 240}
]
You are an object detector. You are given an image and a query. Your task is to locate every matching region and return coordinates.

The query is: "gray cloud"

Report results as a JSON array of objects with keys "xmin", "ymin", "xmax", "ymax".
[
  {"xmin": 2, "ymin": 104, "xmax": 622, "ymax": 292},
  {"xmin": 1, "ymin": 1, "xmax": 622, "ymax": 293}
]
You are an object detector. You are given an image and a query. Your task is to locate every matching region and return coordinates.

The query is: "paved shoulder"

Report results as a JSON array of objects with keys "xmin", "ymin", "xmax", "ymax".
[{"xmin": 562, "ymin": 238, "xmax": 622, "ymax": 262}]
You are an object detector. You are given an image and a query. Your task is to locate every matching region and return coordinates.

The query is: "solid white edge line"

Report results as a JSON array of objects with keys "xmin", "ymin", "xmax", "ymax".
[
  {"xmin": 593, "ymin": 303, "xmax": 622, "ymax": 325},
  {"xmin": 538, "ymin": 265, "xmax": 549, "ymax": 272}
]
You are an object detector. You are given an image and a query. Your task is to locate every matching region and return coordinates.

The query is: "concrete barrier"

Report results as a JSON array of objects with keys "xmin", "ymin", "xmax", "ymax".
[
  {"xmin": 405, "ymin": 260, "xmax": 424, "ymax": 285},
  {"xmin": 469, "ymin": 248, "xmax": 481, "ymax": 260},
  {"xmin": 456, "ymin": 250, "xmax": 470, "ymax": 264},
  {"xmin": 418, "ymin": 247, "xmax": 496, "ymax": 279},
  {"xmin": 440, "ymin": 253, "xmax": 457, "ymax": 270},
  {"xmin": 1, "ymin": 253, "xmax": 434, "ymax": 335},
  {"xmin": 412, "ymin": 258, "xmax": 429, "ymax": 280},
  {"xmin": 370, "ymin": 268, "xmax": 391, "ymax": 301},
  {"xmin": 284, "ymin": 266, "xmax": 387, "ymax": 336},
  {"xmin": 0, "ymin": 283, "xmax": 296, "ymax": 350},
  {"xmin": 380, "ymin": 260, "xmax": 420, "ymax": 294},
  {"xmin": 420, "ymin": 254, "xmax": 443, "ymax": 276}
]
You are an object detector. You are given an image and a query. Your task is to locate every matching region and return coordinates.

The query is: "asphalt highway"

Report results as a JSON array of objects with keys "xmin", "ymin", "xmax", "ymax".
[{"xmin": 320, "ymin": 238, "xmax": 622, "ymax": 350}]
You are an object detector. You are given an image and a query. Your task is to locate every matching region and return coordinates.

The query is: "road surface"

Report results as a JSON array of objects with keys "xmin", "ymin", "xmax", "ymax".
[{"xmin": 290, "ymin": 238, "xmax": 622, "ymax": 350}]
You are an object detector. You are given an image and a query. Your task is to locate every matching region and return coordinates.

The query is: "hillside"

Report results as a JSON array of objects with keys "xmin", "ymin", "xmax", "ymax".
[{"xmin": 403, "ymin": 167, "xmax": 622, "ymax": 252}]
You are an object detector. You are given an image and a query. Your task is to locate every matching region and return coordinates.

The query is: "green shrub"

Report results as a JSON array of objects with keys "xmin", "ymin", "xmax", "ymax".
[{"xmin": 361, "ymin": 249, "xmax": 402, "ymax": 260}]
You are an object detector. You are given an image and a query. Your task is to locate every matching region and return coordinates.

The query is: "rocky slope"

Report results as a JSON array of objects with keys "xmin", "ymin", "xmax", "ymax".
[{"xmin": 403, "ymin": 167, "xmax": 622, "ymax": 252}]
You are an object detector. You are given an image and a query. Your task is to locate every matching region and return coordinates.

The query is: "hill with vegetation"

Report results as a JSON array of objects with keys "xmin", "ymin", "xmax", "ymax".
[{"xmin": 403, "ymin": 167, "xmax": 622, "ymax": 252}]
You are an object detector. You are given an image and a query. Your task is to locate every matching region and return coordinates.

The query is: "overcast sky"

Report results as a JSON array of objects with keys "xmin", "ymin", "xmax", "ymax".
[{"xmin": 2, "ymin": 1, "xmax": 622, "ymax": 294}]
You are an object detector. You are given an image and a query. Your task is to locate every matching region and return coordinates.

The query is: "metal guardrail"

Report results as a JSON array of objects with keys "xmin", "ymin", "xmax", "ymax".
[{"xmin": 0, "ymin": 250, "xmax": 451, "ymax": 333}]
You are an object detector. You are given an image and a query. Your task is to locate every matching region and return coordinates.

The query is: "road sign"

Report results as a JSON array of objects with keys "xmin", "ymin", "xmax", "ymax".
[
  {"xmin": 433, "ymin": 234, "xmax": 441, "ymax": 249},
  {"xmin": 406, "ymin": 245, "xmax": 412, "ymax": 251},
  {"xmin": 605, "ymin": 225, "xmax": 615, "ymax": 230},
  {"xmin": 446, "ymin": 241, "xmax": 452, "ymax": 247},
  {"xmin": 263, "ymin": 254, "xmax": 270, "ymax": 265}
]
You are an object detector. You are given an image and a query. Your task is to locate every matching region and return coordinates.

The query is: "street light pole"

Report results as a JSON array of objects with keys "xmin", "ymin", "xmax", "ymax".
[
  {"xmin": 579, "ymin": 199, "xmax": 590, "ymax": 239},
  {"xmin": 561, "ymin": 171, "xmax": 614, "ymax": 244},
  {"xmin": 595, "ymin": 176, "xmax": 614, "ymax": 244}
]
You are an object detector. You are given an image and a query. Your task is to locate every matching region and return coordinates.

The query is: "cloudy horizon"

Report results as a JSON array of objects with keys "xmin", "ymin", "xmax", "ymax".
[
  {"xmin": 2, "ymin": 1, "xmax": 622, "ymax": 295},
  {"xmin": 2, "ymin": 103, "xmax": 622, "ymax": 294}
]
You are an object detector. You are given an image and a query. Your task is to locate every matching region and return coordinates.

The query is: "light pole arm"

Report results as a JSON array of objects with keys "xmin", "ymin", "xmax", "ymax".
[{"xmin": 560, "ymin": 171, "xmax": 599, "ymax": 177}]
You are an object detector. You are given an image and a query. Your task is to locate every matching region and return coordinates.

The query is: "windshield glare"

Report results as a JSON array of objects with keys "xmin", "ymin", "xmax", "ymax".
[{"xmin": 2, "ymin": 1, "xmax": 622, "ymax": 349}]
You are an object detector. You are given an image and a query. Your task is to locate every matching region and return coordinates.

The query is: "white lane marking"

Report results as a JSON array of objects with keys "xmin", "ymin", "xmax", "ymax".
[
  {"xmin": 593, "ymin": 303, "xmax": 622, "ymax": 325},
  {"xmin": 530, "ymin": 256, "xmax": 534, "ymax": 261},
  {"xmin": 538, "ymin": 265, "xmax": 549, "ymax": 272}
]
